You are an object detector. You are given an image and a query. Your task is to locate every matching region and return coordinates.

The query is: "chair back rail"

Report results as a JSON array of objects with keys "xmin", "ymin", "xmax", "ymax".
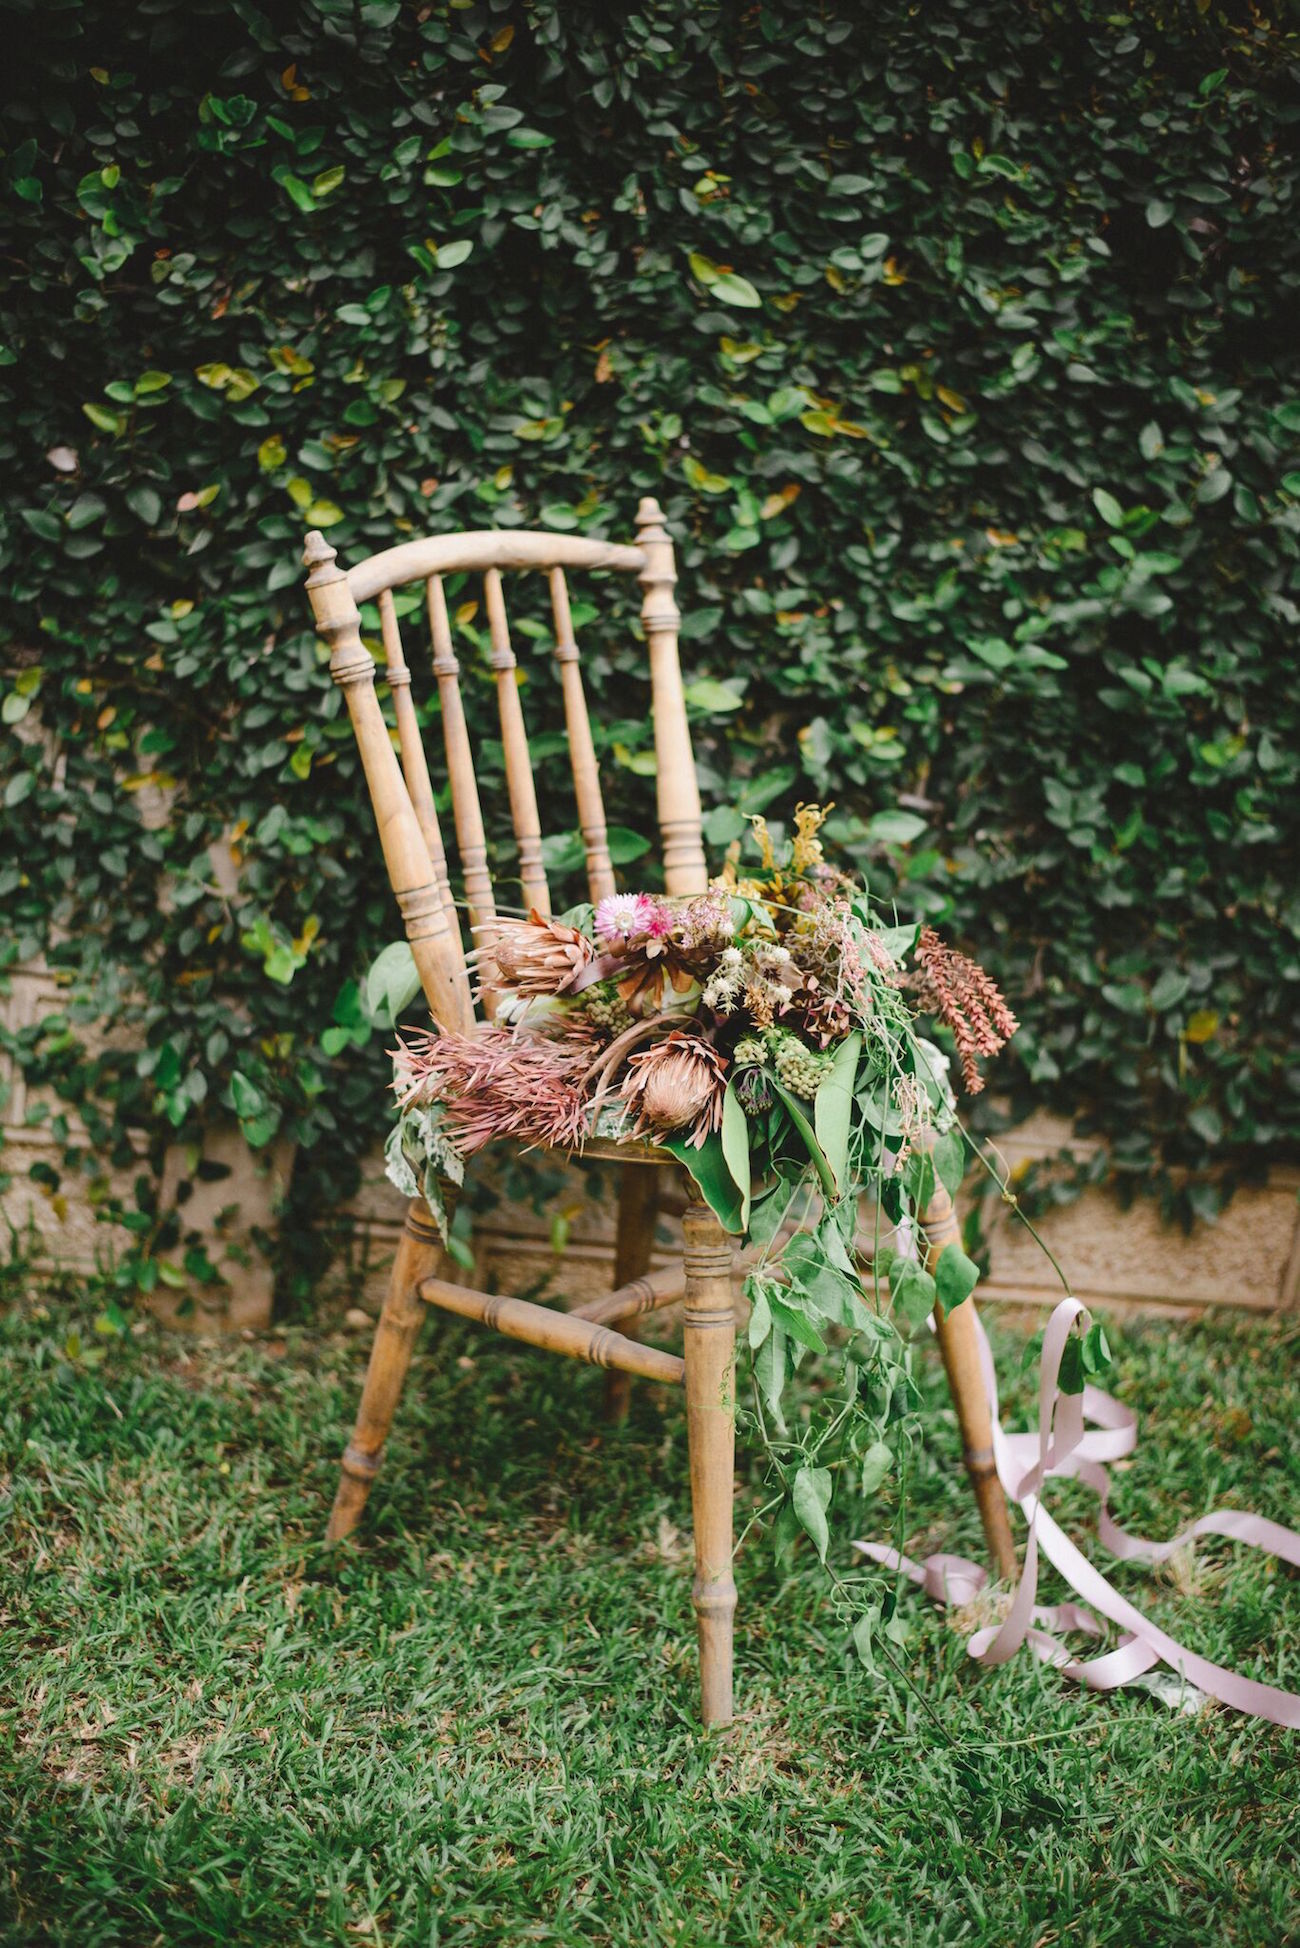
[{"xmin": 302, "ymin": 499, "xmax": 706, "ymax": 1030}]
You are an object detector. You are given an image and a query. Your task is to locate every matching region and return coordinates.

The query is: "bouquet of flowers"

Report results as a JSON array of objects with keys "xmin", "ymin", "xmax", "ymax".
[{"xmin": 386, "ymin": 806, "xmax": 1023, "ymax": 1608}]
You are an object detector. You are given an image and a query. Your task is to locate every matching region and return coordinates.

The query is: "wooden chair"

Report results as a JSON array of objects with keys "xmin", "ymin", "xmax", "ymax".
[{"xmin": 301, "ymin": 500, "xmax": 1016, "ymax": 1728}]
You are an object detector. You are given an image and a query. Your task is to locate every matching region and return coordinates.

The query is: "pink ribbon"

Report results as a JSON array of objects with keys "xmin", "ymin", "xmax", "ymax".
[{"xmin": 855, "ymin": 1296, "xmax": 1300, "ymax": 1727}]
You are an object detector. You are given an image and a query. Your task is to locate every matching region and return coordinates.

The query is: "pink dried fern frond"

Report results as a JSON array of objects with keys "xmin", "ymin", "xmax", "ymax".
[{"xmin": 395, "ymin": 1022, "xmax": 597, "ymax": 1153}]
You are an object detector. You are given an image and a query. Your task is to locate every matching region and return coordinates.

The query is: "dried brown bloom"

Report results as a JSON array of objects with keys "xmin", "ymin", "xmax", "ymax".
[
  {"xmin": 911, "ymin": 927, "xmax": 1019, "ymax": 1095},
  {"xmin": 618, "ymin": 1030, "xmax": 727, "ymax": 1149},
  {"xmin": 395, "ymin": 1022, "xmax": 597, "ymax": 1152},
  {"xmin": 476, "ymin": 911, "xmax": 595, "ymax": 999}
]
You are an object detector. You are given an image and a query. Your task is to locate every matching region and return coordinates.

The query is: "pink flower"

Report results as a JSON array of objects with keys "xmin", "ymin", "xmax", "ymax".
[{"xmin": 594, "ymin": 892, "xmax": 666, "ymax": 942}]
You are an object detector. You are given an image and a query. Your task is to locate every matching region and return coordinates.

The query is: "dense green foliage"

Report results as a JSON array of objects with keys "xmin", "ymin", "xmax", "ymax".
[
  {"xmin": 3, "ymin": 0, "xmax": 1299, "ymax": 1281},
  {"xmin": 3, "ymin": 1290, "xmax": 1299, "ymax": 1944}
]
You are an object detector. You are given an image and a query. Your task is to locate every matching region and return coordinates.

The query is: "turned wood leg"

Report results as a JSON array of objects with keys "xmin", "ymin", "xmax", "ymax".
[
  {"xmin": 603, "ymin": 1163, "xmax": 661, "ymax": 1422},
  {"xmin": 919, "ymin": 1180, "xmax": 1019, "ymax": 1581},
  {"xmin": 682, "ymin": 1177, "xmax": 737, "ymax": 1727},
  {"xmin": 325, "ymin": 1194, "xmax": 451, "ymax": 1544}
]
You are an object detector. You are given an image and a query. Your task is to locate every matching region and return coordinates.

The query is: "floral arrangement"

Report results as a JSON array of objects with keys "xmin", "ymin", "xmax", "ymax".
[{"xmin": 385, "ymin": 807, "xmax": 1027, "ymax": 1641}]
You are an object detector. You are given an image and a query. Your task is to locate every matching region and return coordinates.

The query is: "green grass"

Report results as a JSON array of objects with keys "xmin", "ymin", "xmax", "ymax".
[{"xmin": 2, "ymin": 1290, "xmax": 1298, "ymax": 1947}]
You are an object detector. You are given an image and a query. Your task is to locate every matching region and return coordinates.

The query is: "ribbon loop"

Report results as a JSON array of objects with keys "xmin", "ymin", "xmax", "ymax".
[{"xmin": 856, "ymin": 1298, "xmax": 1300, "ymax": 1729}]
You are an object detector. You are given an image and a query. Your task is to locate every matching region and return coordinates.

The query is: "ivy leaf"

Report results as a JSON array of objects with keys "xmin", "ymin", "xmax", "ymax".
[
  {"xmin": 1092, "ymin": 487, "xmax": 1125, "ymax": 527},
  {"xmin": 363, "ymin": 940, "xmax": 421, "ymax": 1025},
  {"xmin": 791, "ymin": 1465, "xmax": 832, "ymax": 1562},
  {"xmin": 711, "ymin": 272, "xmax": 762, "ymax": 308},
  {"xmin": 435, "ymin": 239, "xmax": 473, "ymax": 268}
]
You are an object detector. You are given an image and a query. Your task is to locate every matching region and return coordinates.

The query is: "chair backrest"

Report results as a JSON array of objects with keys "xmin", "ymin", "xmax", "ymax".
[{"xmin": 301, "ymin": 499, "xmax": 706, "ymax": 1033}]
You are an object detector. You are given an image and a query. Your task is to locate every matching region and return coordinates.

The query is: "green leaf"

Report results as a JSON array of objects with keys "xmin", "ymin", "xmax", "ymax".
[
  {"xmin": 768, "ymin": 1293, "xmax": 828, "ymax": 1355},
  {"xmin": 791, "ymin": 1466, "xmax": 832, "ymax": 1562},
  {"xmin": 746, "ymin": 1277, "xmax": 773, "ymax": 1349},
  {"xmin": 230, "ymin": 1071, "xmax": 265, "ymax": 1119},
  {"xmin": 1092, "ymin": 487, "xmax": 1125, "ymax": 527},
  {"xmin": 126, "ymin": 485, "xmax": 162, "ymax": 526},
  {"xmin": 661, "ymin": 1129, "xmax": 745, "ymax": 1233},
  {"xmin": 930, "ymin": 1130, "xmax": 966, "ymax": 1197},
  {"xmin": 769, "ymin": 1079, "xmax": 839, "ymax": 1201},
  {"xmin": 1145, "ymin": 198, "xmax": 1175, "ymax": 228},
  {"xmin": 710, "ymin": 272, "xmax": 762, "ymax": 309},
  {"xmin": 867, "ymin": 809, "xmax": 926, "ymax": 846},
  {"xmin": 853, "ymin": 1607, "xmax": 880, "ymax": 1669},
  {"xmin": 683, "ymin": 677, "xmax": 744, "ymax": 712},
  {"xmin": 888, "ymin": 1257, "xmax": 936, "ymax": 1334},
  {"xmin": 363, "ymin": 940, "xmax": 422, "ymax": 1025},
  {"xmin": 859, "ymin": 1440, "xmax": 892, "ymax": 1497},
  {"xmin": 754, "ymin": 1326, "xmax": 787, "ymax": 1427},
  {"xmin": 813, "ymin": 1031, "xmax": 861, "ymax": 1192},
  {"xmin": 275, "ymin": 171, "xmax": 316, "ymax": 214},
  {"xmin": 720, "ymin": 1083, "xmax": 752, "ymax": 1230},
  {"xmin": 435, "ymin": 239, "xmax": 473, "ymax": 268},
  {"xmin": 934, "ymin": 1244, "xmax": 980, "ymax": 1317}
]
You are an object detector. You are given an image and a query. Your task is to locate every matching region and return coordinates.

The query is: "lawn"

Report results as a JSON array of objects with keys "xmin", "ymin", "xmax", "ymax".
[{"xmin": 2, "ymin": 1284, "xmax": 1297, "ymax": 1947}]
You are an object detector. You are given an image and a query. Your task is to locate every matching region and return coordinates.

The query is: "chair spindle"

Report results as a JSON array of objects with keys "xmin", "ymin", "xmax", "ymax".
[
  {"xmin": 484, "ymin": 566, "xmax": 551, "ymax": 917},
  {"xmin": 635, "ymin": 497, "xmax": 708, "ymax": 896},
  {"xmin": 378, "ymin": 588, "xmax": 467, "ymax": 990},
  {"xmin": 426, "ymin": 573, "xmax": 498, "ymax": 1013},
  {"xmin": 302, "ymin": 533, "xmax": 471, "ymax": 1033},
  {"xmin": 548, "ymin": 567, "xmax": 617, "ymax": 906}
]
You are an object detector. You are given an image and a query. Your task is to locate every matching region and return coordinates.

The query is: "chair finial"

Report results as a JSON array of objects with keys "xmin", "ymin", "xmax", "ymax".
[
  {"xmin": 635, "ymin": 496, "xmax": 667, "ymax": 540},
  {"xmin": 303, "ymin": 529, "xmax": 338, "ymax": 579}
]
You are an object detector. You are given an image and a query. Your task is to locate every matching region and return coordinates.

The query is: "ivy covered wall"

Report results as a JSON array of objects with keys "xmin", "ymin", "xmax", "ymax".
[{"xmin": 2, "ymin": 0, "xmax": 1298, "ymax": 1292}]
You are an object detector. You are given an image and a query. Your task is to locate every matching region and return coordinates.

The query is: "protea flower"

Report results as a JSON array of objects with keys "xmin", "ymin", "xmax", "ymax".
[
  {"xmin": 476, "ymin": 910, "xmax": 595, "ymax": 998},
  {"xmin": 618, "ymin": 1030, "xmax": 727, "ymax": 1149}
]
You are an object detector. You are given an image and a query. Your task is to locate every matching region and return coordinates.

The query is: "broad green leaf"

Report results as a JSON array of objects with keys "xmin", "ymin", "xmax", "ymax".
[
  {"xmin": 746, "ymin": 1277, "xmax": 773, "ymax": 1349},
  {"xmin": 720, "ymin": 1082, "xmax": 752, "ymax": 1229},
  {"xmin": 435, "ymin": 239, "xmax": 473, "ymax": 268},
  {"xmin": 930, "ymin": 1130, "xmax": 966, "ymax": 1197},
  {"xmin": 363, "ymin": 940, "xmax": 422, "ymax": 1025},
  {"xmin": 888, "ymin": 1256, "xmax": 936, "ymax": 1334},
  {"xmin": 934, "ymin": 1244, "xmax": 980, "ymax": 1316},
  {"xmin": 1092, "ymin": 487, "xmax": 1125, "ymax": 527},
  {"xmin": 859, "ymin": 1440, "xmax": 892, "ymax": 1497},
  {"xmin": 769, "ymin": 1079, "xmax": 838, "ymax": 1201},
  {"xmin": 768, "ymin": 1293, "xmax": 828, "ymax": 1354},
  {"xmin": 813, "ymin": 1031, "xmax": 861, "ymax": 1192},
  {"xmin": 711, "ymin": 272, "xmax": 762, "ymax": 308},
  {"xmin": 791, "ymin": 1465, "xmax": 832, "ymax": 1561},
  {"xmin": 662, "ymin": 1129, "xmax": 745, "ymax": 1233}
]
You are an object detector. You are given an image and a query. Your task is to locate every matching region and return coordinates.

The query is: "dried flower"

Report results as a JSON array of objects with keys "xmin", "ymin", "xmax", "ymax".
[
  {"xmin": 477, "ymin": 911, "xmax": 595, "ymax": 999},
  {"xmin": 395, "ymin": 1022, "xmax": 597, "ymax": 1152},
  {"xmin": 911, "ymin": 927, "xmax": 1019, "ymax": 1095},
  {"xmin": 619, "ymin": 1030, "xmax": 727, "ymax": 1148},
  {"xmin": 594, "ymin": 892, "xmax": 669, "ymax": 942}
]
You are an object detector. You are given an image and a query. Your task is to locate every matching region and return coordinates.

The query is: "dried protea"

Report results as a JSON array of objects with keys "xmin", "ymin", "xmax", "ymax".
[
  {"xmin": 618, "ymin": 1030, "xmax": 727, "ymax": 1149},
  {"xmin": 911, "ymin": 927, "xmax": 1019, "ymax": 1095},
  {"xmin": 475, "ymin": 910, "xmax": 595, "ymax": 999}
]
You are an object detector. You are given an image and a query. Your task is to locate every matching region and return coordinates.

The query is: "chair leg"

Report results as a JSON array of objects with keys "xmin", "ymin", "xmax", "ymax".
[
  {"xmin": 603, "ymin": 1163, "xmax": 661, "ymax": 1422},
  {"xmin": 920, "ymin": 1181, "xmax": 1019, "ymax": 1581},
  {"xmin": 681, "ymin": 1178, "xmax": 737, "ymax": 1728},
  {"xmin": 325, "ymin": 1195, "xmax": 450, "ymax": 1544}
]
